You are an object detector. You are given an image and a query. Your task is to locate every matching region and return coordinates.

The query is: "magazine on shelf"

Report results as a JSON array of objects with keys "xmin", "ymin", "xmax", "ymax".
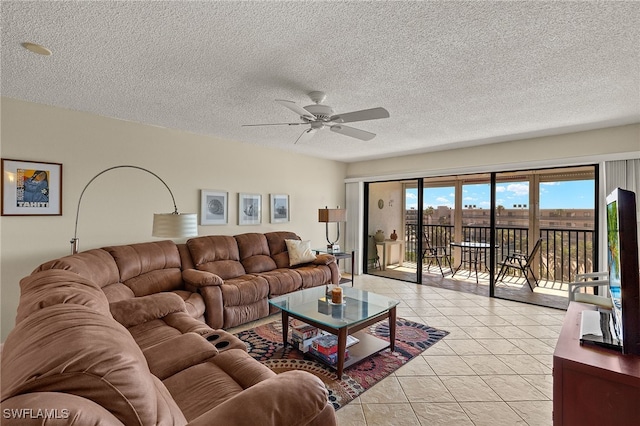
[
  {"xmin": 290, "ymin": 320, "xmax": 319, "ymax": 340},
  {"xmin": 290, "ymin": 330, "xmax": 359, "ymax": 354},
  {"xmin": 308, "ymin": 347, "xmax": 349, "ymax": 365},
  {"xmin": 311, "ymin": 333, "xmax": 360, "ymax": 355}
]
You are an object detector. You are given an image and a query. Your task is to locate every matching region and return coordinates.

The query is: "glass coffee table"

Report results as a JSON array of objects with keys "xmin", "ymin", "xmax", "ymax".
[{"xmin": 269, "ymin": 285, "xmax": 400, "ymax": 379}]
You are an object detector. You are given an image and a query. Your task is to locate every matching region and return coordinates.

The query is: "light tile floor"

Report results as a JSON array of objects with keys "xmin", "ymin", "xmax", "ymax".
[{"xmin": 333, "ymin": 274, "xmax": 564, "ymax": 426}]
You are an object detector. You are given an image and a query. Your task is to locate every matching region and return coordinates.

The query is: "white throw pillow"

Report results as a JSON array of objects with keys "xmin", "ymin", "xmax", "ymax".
[{"xmin": 285, "ymin": 239, "xmax": 317, "ymax": 266}]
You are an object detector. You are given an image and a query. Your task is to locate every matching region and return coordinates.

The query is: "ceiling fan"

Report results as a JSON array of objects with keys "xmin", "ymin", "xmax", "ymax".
[{"xmin": 243, "ymin": 91, "xmax": 390, "ymax": 144}]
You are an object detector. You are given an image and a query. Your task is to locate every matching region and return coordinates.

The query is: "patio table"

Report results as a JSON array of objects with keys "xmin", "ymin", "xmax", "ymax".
[{"xmin": 450, "ymin": 241, "xmax": 498, "ymax": 283}]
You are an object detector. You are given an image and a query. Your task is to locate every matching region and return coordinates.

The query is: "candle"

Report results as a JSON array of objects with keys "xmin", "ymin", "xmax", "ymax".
[{"xmin": 331, "ymin": 287, "xmax": 343, "ymax": 304}]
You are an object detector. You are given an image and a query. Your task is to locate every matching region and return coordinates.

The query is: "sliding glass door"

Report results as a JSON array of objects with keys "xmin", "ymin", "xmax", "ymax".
[
  {"xmin": 493, "ymin": 167, "xmax": 596, "ymax": 308},
  {"xmin": 365, "ymin": 180, "xmax": 420, "ymax": 283},
  {"xmin": 363, "ymin": 165, "xmax": 597, "ymax": 309}
]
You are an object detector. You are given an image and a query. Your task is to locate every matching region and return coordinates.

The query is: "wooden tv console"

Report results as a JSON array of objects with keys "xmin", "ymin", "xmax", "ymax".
[{"xmin": 553, "ymin": 302, "xmax": 640, "ymax": 425}]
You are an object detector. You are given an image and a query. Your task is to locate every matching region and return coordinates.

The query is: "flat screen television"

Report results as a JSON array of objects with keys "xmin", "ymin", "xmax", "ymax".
[{"xmin": 606, "ymin": 187, "xmax": 640, "ymax": 356}]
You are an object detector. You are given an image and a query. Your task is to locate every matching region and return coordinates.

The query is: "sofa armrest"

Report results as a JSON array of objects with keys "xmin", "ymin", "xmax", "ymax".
[
  {"xmin": 186, "ymin": 370, "xmax": 334, "ymax": 426},
  {"xmin": 182, "ymin": 269, "xmax": 224, "ymax": 288},
  {"xmin": 110, "ymin": 292, "xmax": 186, "ymax": 328},
  {"xmin": 312, "ymin": 253, "xmax": 336, "ymax": 265}
]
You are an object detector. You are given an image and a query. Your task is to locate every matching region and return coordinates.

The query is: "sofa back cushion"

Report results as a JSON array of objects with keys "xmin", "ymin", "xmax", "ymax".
[
  {"xmin": 1, "ymin": 304, "xmax": 187, "ymax": 426},
  {"xmin": 104, "ymin": 241, "xmax": 184, "ymax": 297},
  {"xmin": 234, "ymin": 233, "xmax": 278, "ymax": 273},
  {"xmin": 186, "ymin": 236, "xmax": 246, "ymax": 279},
  {"xmin": 265, "ymin": 231, "xmax": 301, "ymax": 269},
  {"xmin": 15, "ymin": 269, "xmax": 112, "ymax": 324},
  {"xmin": 34, "ymin": 248, "xmax": 120, "ymax": 289}
]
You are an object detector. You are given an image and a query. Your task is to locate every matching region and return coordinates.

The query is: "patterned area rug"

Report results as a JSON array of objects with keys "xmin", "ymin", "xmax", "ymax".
[{"xmin": 235, "ymin": 318, "xmax": 448, "ymax": 410}]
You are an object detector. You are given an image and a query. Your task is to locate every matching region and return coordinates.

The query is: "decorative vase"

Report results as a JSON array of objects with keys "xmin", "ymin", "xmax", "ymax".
[
  {"xmin": 374, "ymin": 230, "xmax": 385, "ymax": 243},
  {"xmin": 390, "ymin": 230, "xmax": 398, "ymax": 241}
]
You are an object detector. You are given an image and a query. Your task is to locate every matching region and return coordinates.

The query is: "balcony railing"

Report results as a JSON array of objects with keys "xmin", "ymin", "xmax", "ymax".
[{"xmin": 404, "ymin": 224, "xmax": 595, "ymax": 283}]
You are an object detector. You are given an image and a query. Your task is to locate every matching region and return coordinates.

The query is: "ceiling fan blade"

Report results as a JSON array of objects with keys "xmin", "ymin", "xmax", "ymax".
[
  {"xmin": 294, "ymin": 128, "xmax": 316, "ymax": 144},
  {"xmin": 330, "ymin": 124, "xmax": 376, "ymax": 141},
  {"xmin": 276, "ymin": 99, "xmax": 316, "ymax": 120},
  {"xmin": 242, "ymin": 122, "xmax": 304, "ymax": 127},
  {"xmin": 330, "ymin": 107, "xmax": 390, "ymax": 123}
]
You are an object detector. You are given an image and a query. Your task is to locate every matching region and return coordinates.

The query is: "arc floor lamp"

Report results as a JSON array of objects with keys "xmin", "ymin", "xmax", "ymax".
[{"xmin": 70, "ymin": 165, "xmax": 198, "ymax": 254}]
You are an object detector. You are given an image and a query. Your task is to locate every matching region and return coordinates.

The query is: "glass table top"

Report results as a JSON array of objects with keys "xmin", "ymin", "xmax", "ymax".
[{"xmin": 269, "ymin": 285, "xmax": 399, "ymax": 328}]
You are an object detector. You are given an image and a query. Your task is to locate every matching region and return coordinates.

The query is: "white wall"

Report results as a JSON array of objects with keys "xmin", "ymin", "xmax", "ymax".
[
  {"xmin": 346, "ymin": 124, "xmax": 640, "ymax": 180},
  {"xmin": 0, "ymin": 98, "xmax": 347, "ymax": 340},
  {"xmin": 368, "ymin": 181, "xmax": 404, "ymax": 241}
]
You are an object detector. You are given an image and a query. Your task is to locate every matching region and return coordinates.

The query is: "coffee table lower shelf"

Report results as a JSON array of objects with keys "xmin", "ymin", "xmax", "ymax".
[
  {"xmin": 302, "ymin": 331, "xmax": 390, "ymax": 372},
  {"xmin": 278, "ymin": 297, "xmax": 397, "ymax": 380}
]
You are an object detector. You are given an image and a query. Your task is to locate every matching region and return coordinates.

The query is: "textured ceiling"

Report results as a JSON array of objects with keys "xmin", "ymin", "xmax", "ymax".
[{"xmin": 2, "ymin": 1, "xmax": 639, "ymax": 162}]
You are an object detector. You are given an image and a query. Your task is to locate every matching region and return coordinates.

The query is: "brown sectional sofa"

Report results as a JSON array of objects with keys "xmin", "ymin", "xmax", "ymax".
[
  {"xmin": 0, "ymin": 231, "xmax": 339, "ymax": 425},
  {"xmin": 32, "ymin": 231, "xmax": 339, "ymax": 330}
]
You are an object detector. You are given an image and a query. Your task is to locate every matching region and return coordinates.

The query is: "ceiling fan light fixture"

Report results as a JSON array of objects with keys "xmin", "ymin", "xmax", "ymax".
[
  {"xmin": 303, "ymin": 104, "xmax": 334, "ymax": 120},
  {"xmin": 245, "ymin": 91, "xmax": 389, "ymax": 144}
]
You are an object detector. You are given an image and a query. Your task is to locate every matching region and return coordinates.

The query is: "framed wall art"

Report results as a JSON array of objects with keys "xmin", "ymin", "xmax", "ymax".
[
  {"xmin": 270, "ymin": 194, "xmax": 289, "ymax": 223},
  {"xmin": 200, "ymin": 189, "xmax": 228, "ymax": 225},
  {"xmin": 238, "ymin": 193, "xmax": 261, "ymax": 225},
  {"xmin": 2, "ymin": 158, "xmax": 62, "ymax": 216}
]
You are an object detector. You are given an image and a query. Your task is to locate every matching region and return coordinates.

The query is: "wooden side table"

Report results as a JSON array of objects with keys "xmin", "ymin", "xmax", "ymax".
[{"xmin": 375, "ymin": 240, "xmax": 404, "ymax": 271}]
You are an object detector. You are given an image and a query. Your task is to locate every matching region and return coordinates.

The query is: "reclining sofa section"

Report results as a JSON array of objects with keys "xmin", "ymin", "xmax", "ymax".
[
  {"xmin": 33, "ymin": 231, "xmax": 339, "ymax": 330},
  {"xmin": 1, "ymin": 260, "xmax": 337, "ymax": 425},
  {"xmin": 186, "ymin": 231, "xmax": 339, "ymax": 328}
]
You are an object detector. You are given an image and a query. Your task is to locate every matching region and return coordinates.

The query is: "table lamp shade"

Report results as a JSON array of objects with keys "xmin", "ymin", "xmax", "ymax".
[
  {"xmin": 318, "ymin": 208, "xmax": 347, "ymax": 223},
  {"xmin": 152, "ymin": 213, "xmax": 198, "ymax": 238}
]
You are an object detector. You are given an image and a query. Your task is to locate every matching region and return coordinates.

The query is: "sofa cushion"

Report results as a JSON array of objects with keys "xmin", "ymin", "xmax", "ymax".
[
  {"xmin": 285, "ymin": 239, "xmax": 317, "ymax": 266},
  {"xmin": 101, "ymin": 282, "xmax": 136, "ymax": 303},
  {"xmin": 235, "ymin": 232, "xmax": 278, "ymax": 273},
  {"xmin": 220, "ymin": 275, "xmax": 269, "ymax": 306},
  {"xmin": 163, "ymin": 349, "xmax": 275, "ymax": 422},
  {"xmin": 223, "ymin": 299, "xmax": 270, "ymax": 328},
  {"xmin": 187, "ymin": 235, "xmax": 246, "ymax": 279},
  {"xmin": 183, "ymin": 368, "xmax": 332, "ymax": 426},
  {"xmin": 295, "ymin": 264, "xmax": 333, "ymax": 289},
  {"xmin": 258, "ymin": 268, "xmax": 303, "ymax": 297},
  {"xmin": 34, "ymin": 248, "xmax": 120, "ymax": 289},
  {"xmin": 1, "ymin": 304, "xmax": 187, "ymax": 426},
  {"xmin": 142, "ymin": 333, "xmax": 218, "ymax": 380},
  {"xmin": 104, "ymin": 241, "xmax": 184, "ymax": 296},
  {"xmin": 173, "ymin": 290, "xmax": 206, "ymax": 319},
  {"xmin": 126, "ymin": 318, "xmax": 185, "ymax": 351},
  {"xmin": 16, "ymin": 269, "xmax": 112, "ymax": 323},
  {"xmin": 218, "ymin": 274, "xmax": 270, "ymax": 327},
  {"xmin": 265, "ymin": 231, "xmax": 300, "ymax": 269}
]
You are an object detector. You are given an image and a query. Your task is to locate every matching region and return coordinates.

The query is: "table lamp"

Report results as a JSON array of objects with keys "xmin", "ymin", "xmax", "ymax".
[{"xmin": 318, "ymin": 206, "xmax": 346, "ymax": 253}]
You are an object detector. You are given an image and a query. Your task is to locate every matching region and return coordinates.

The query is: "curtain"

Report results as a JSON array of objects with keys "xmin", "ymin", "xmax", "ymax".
[{"xmin": 604, "ymin": 158, "xmax": 640, "ymax": 265}]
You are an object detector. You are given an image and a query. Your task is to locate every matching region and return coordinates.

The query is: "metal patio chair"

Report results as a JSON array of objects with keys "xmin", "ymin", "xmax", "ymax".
[
  {"xmin": 495, "ymin": 237, "xmax": 543, "ymax": 290},
  {"xmin": 422, "ymin": 232, "xmax": 452, "ymax": 277}
]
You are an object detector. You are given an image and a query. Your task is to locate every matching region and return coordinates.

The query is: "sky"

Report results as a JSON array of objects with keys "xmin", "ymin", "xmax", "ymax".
[{"xmin": 406, "ymin": 180, "xmax": 595, "ymax": 210}]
